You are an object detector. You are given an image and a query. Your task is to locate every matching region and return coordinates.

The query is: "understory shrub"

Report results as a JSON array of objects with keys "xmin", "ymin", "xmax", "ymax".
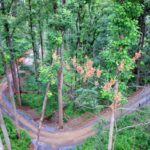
[
  {"xmin": 0, "ymin": 116, "xmax": 31, "ymax": 150},
  {"xmin": 80, "ymin": 106, "xmax": 150, "ymax": 150}
]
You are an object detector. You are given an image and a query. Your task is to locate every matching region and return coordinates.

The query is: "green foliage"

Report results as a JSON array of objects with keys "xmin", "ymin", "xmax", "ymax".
[
  {"xmin": 49, "ymin": 8, "xmax": 72, "ymax": 31},
  {"xmin": 39, "ymin": 61, "xmax": 59, "ymax": 84},
  {"xmin": 0, "ymin": 50, "xmax": 10, "ymax": 76},
  {"xmin": 10, "ymin": 130, "xmax": 31, "ymax": 150},
  {"xmin": 21, "ymin": 80, "xmax": 58, "ymax": 117},
  {"xmin": 21, "ymin": 91, "xmax": 58, "ymax": 117},
  {"xmin": 0, "ymin": 1, "xmax": 150, "ymax": 144},
  {"xmin": 75, "ymin": 88, "xmax": 100, "ymax": 110},
  {"xmin": 109, "ymin": 1, "xmax": 143, "ymax": 48},
  {"xmin": 80, "ymin": 106, "xmax": 150, "ymax": 150},
  {"xmin": 114, "ymin": 107, "xmax": 150, "ymax": 150},
  {"xmin": 22, "ymin": 74, "xmax": 58, "ymax": 117},
  {"xmin": 0, "ymin": 61, "xmax": 4, "ymax": 76},
  {"xmin": 47, "ymin": 31, "xmax": 62, "ymax": 48},
  {"xmin": 64, "ymin": 101, "xmax": 75, "ymax": 117},
  {"xmin": 0, "ymin": 116, "xmax": 31, "ymax": 150},
  {"xmin": 21, "ymin": 93, "xmax": 43, "ymax": 110},
  {"xmin": 22, "ymin": 75, "xmax": 38, "ymax": 91},
  {"xmin": 98, "ymin": 0, "xmax": 143, "ymax": 105},
  {"xmin": 101, "ymin": 49, "xmax": 134, "ymax": 78},
  {"xmin": 19, "ymin": 64, "xmax": 35, "ymax": 74}
]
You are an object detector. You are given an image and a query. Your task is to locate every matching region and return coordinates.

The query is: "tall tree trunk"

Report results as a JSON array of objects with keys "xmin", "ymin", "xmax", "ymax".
[
  {"xmin": 4, "ymin": 59, "xmax": 20, "ymax": 139},
  {"xmin": 0, "ymin": 34, "xmax": 20, "ymax": 138},
  {"xmin": 75, "ymin": 5, "xmax": 82, "ymax": 90},
  {"xmin": 39, "ymin": 20, "xmax": 44, "ymax": 62},
  {"xmin": 57, "ymin": 0, "xmax": 65, "ymax": 129},
  {"xmin": 28, "ymin": 0, "xmax": 40, "ymax": 89},
  {"xmin": 5, "ymin": 25, "xmax": 21, "ymax": 106},
  {"xmin": 16, "ymin": 61, "xmax": 22, "ymax": 99},
  {"xmin": 108, "ymin": 109, "xmax": 115, "ymax": 150},
  {"xmin": 0, "ymin": 110, "xmax": 12, "ymax": 150},
  {"xmin": 76, "ymin": 11, "xmax": 81, "ymax": 49},
  {"xmin": 138, "ymin": 7, "xmax": 146, "ymax": 49},
  {"xmin": 0, "ymin": 137, "xmax": 4, "ymax": 150},
  {"xmin": 36, "ymin": 81, "xmax": 50, "ymax": 148},
  {"xmin": 58, "ymin": 32, "xmax": 64, "ymax": 129},
  {"xmin": 107, "ymin": 82, "xmax": 118, "ymax": 150},
  {"xmin": 1, "ymin": 0, "xmax": 21, "ymax": 106},
  {"xmin": 37, "ymin": 1, "xmax": 44, "ymax": 62},
  {"xmin": 136, "ymin": 6, "xmax": 146, "ymax": 89}
]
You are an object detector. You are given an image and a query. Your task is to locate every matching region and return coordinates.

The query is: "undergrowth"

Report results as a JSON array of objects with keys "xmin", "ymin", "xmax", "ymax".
[
  {"xmin": 0, "ymin": 116, "xmax": 31, "ymax": 150},
  {"xmin": 79, "ymin": 106, "xmax": 150, "ymax": 150}
]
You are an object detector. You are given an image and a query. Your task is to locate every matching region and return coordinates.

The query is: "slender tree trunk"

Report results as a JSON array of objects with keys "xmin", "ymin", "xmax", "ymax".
[
  {"xmin": 136, "ymin": 6, "xmax": 146, "ymax": 89},
  {"xmin": 39, "ymin": 24, "xmax": 44, "ymax": 62},
  {"xmin": 136, "ymin": 67, "xmax": 140, "ymax": 90},
  {"xmin": 57, "ymin": 2, "xmax": 65, "ymax": 129},
  {"xmin": 75, "ymin": 7, "xmax": 82, "ymax": 90},
  {"xmin": 36, "ymin": 81, "xmax": 50, "ymax": 148},
  {"xmin": 108, "ymin": 82, "xmax": 118, "ymax": 150},
  {"xmin": 37, "ymin": 1, "xmax": 44, "ymax": 63},
  {"xmin": 0, "ymin": 110, "xmax": 12, "ymax": 150},
  {"xmin": 138, "ymin": 8, "xmax": 146, "ymax": 49},
  {"xmin": 9, "ymin": 56, "xmax": 21, "ymax": 106},
  {"xmin": 58, "ymin": 32, "xmax": 64, "ymax": 129},
  {"xmin": 108, "ymin": 110, "xmax": 115, "ymax": 150},
  {"xmin": 3, "ymin": 61, "xmax": 20, "ymax": 139},
  {"xmin": 1, "ymin": 0, "xmax": 21, "ymax": 106},
  {"xmin": 0, "ymin": 137, "xmax": 4, "ymax": 150},
  {"xmin": 16, "ymin": 61, "xmax": 22, "ymax": 99},
  {"xmin": 76, "ymin": 11, "xmax": 81, "ymax": 49},
  {"xmin": 28, "ymin": 0, "xmax": 40, "ymax": 89},
  {"xmin": 7, "ymin": 64, "xmax": 20, "ymax": 139},
  {"xmin": 0, "ymin": 34, "xmax": 20, "ymax": 138}
]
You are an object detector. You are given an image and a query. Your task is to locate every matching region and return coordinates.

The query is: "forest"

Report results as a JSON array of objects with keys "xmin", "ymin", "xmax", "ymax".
[{"xmin": 0, "ymin": 0, "xmax": 150, "ymax": 150}]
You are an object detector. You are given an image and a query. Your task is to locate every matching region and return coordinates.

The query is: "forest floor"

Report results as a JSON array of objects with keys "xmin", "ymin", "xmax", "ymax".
[{"xmin": 0, "ymin": 50, "xmax": 150, "ymax": 150}]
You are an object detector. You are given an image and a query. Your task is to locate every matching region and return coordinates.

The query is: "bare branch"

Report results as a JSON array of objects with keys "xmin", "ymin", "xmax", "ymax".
[{"xmin": 117, "ymin": 121, "xmax": 150, "ymax": 132}]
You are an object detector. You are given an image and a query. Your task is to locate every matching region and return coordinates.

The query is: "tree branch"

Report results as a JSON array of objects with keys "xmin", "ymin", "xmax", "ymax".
[{"xmin": 117, "ymin": 121, "xmax": 150, "ymax": 132}]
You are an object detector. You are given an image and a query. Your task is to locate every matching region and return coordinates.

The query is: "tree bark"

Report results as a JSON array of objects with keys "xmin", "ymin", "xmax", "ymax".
[
  {"xmin": 136, "ymin": 5, "xmax": 146, "ymax": 89},
  {"xmin": 36, "ymin": 81, "xmax": 50, "ymax": 148},
  {"xmin": 16, "ymin": 61, "xmax": 22, "ymax": 99},
  {"xmin": 138, "ymin": 7, "xmax": 146, "ymax": 49},
  {"xmin": 107, "ymin": 82, "xmax": 118, "ymax": 150},
  {"xmin": 0, "ymin": 34, "xmax": 20, "ymax": 138},
  {"xmin": 28, "ymin": 0, "xmax": 40, "ymax": 89},
  {"xmin": 0, "ymin": 137, "xmax": 4, "ymax": 150},
  {"xmin": 108, "ymin": 109, "xmax": 115, "ymax": 150},
  {"xmin": 5, "ymin": 61, "xmax": 20, "ymax": 139},
  {"xmin": 76, "ymin": 11, "xmax": 81, "ymax": 49},
  {"xmin": 0, "ymin": 110, "xmax": 12, "ymax": 150},
  {"xmin": 57, "ymin": 32, "xmax": 64, "ymax": 129},
  {"xmin": 39, "ymin": 20, "xmax": 44, "ymax": 62}
]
